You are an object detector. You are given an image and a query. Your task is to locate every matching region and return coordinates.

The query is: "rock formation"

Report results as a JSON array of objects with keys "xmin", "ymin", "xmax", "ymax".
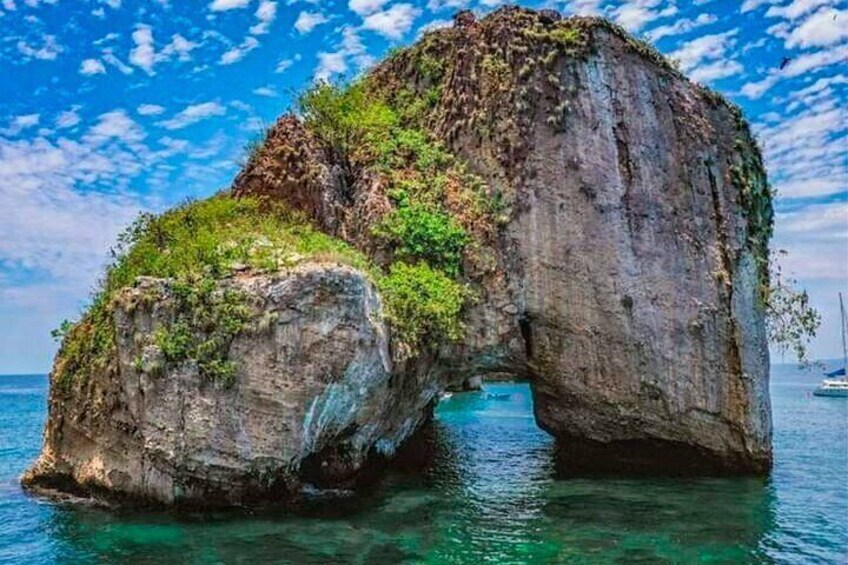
[
  {"xmin": 25, "ymin": 7, "xmax": 773, "ymax": 506},
  {"xmin": 25, "ymin": 267, "xmax": 437, "ymax": 504},
  {"xmin": 238, "ymin": 7, "xmax": 774, "ymax": 474}
]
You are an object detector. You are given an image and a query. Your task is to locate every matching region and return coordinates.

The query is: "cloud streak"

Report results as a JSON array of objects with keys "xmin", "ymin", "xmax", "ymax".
[{"xmin": 157, "ymin": 102, "xmax": 227, "ymax": 130}]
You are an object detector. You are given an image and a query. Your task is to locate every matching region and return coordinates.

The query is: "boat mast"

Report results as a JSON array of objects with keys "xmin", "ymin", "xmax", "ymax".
[{"xmin": 841, "ymin": 292, "xmax": 848, "ymax": 374}]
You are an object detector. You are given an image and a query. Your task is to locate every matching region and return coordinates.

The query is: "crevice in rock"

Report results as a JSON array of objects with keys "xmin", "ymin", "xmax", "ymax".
[
  {"xmin": 519, "ymin": 313, "xmax": 534, "ymax": 360},
  {"xmin": 706, "ymin": 158, "xmax": 750, "ymax": 450}
]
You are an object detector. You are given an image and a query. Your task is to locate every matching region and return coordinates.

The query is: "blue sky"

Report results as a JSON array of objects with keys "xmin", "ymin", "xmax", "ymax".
[{"xmin": 0, "ymin": 0, "xmax": 845, "ymax": 374}]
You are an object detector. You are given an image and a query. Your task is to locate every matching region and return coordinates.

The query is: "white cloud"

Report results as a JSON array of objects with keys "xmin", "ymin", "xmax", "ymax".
[
  {"xmin": 315, "ymin": 51, "xmax": 347, "ymax": 80},
  {"xmin": 765, "ymin": 0, "xmax": 832, "ymax": 20},
  {"xmin": 219, "ymin": 36, "xmax": 259, "ymax": 64},
  {"xmin": 361, "ymin": 3, "xmax": 421, "ymax": 40},
  {"xmin": 275, "ymin": 57, "xmax": 295, "ymax": 73},
  {"xmin": 349, "ymin": 0, "xmax": 388, "ymax": 16},
  {"xmin": 160, "ymin": 34, "xmax": 198, "ymax": 61},
  {"xmin": 742, "ymin": 36, "xmax": 769, "ymax": 52},
  {"xmin": 55, "ymin": 109, "xmax": 81, "ymax": 129},
  {"xmin": 129, "ymin": 24, "xmax": 155, "ymax": 74},
  {"xmin": 741, "ymin": 43, "xmax": 848, "ymax": 97},
  {"xmin": 426, "ymin": 0, "xmax": 469, "ymax": 11},
  {"xmin": 17, "ymin": 34, "xmax": 63, "ymax": 60},
  {"xmin": 741, "ymin": 0, "xmax": 771, "ymax": 12},
  {"xmin": 16, "ymin": 114, "xmax": 39, "ymax": 128},
  {"xmin": 689, "ymin": 59, "xmax": 744, "ymax": 81},
  {"xmin": 80, "ymin": 58, "xmax": 106, "ymax": 75},
  {"xmin": 294, "ymin": 11, "xmax": 328, "ymax": 34},
  {"xmin": 252, "ymin": 86, "xmax": 277, "ymax": 97},
  {"xmin": 250, "ymin": 0, "xmax": 277, "ymax": 34},
  {"xmin": 646, "ymin": 13, "xmax": 717, "ymax": 41},
  {"xmin": 668, "ymin": 30, "xmax": 740, "ymax": 77},
  {"xmin": 137, "ymin": 103, "xmax": 166, "ymax": 116},
  {"xmin": 0, "ymin": 114, "xmax": 40, "ymax": 136},
  {"xmin": 94, "ymin": 32, "xmax": 120, "ymax": 45},
  {"xmin": 612, "ymin": 0, "xmax": 678, "ymax": 32},
  {"xmin": 565, "ymin": 0, "xmax": 604, "ymax": 14},
  {"xmin": 86, "ymin": 110, "xmax": 146, "ymax": 144},
  {"xmin": 767, "ymin": 20, "xmax": 791, "ymax": 39},
  {"xmin": 102, "ymin": 51, "xmax": 134, "ymax": 74},
  {"xmin": 125, "ymin": 26, "xmax": 199, "ymax": 74},
  {"xmin": 209, "ymin": 0, "xmax": 250, "ymax": 10},
  {"xmin": 157, "ymin": 102, "xmax": 226, "ymax": 130},
  {"xmin": 785, "ymin": 7, "xmax": 848, "ymax": 48},
  {"xmin": 315, "ymin": 27, "xmax": 372, "ymax": 80}
]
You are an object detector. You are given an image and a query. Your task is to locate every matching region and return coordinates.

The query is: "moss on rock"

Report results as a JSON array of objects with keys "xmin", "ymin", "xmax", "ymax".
[{"xmin": 53, "ymin": 196, "xmax": 372, "ymax": 387}]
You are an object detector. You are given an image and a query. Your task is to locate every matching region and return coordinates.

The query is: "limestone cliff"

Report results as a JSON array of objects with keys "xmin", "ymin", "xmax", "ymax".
[
  {"xmin": 236, "ymin": 7, "xmax": 774, "ymax": 473},
  {"xmin": 25, "ymin": 7, "xmax": 773, "ymax": 506}
]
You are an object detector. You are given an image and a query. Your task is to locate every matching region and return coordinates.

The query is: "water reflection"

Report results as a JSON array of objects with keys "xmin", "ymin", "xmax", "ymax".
[{"xmin": 423, "ymin": 385, "xmax": 559, "ymax": 562}]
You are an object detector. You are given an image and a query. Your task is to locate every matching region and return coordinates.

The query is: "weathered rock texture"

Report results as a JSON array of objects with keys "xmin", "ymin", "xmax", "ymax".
[
  {"xmin": 23, "ymin": 266, "xmax": 436, "ymax": 505},
  {"xmin": 237, "ymin": 8, "xmax": 774, "ymax": 474},
  {"xmin": 27, "ymin": 7, "xmax": 773, "ymax": 505}
]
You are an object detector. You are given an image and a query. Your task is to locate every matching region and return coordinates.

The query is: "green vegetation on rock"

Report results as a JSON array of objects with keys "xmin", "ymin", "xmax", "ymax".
[
  {"xmin": 108, "ymin": 196, "xmax": 371, "ymax": 287},
  {"xmin": 730, "ymin": 131, "xmax": 774, "ymax": 297},
  {"xmin": 151, "ymin": 277, "xmax": 253, "ymax": 387},
  {"xmin": 521, "ymin": 21, "xmax": 587, "ymax": 55},
  {"xmin": 375, "ymin": 205, "xmax": 469, "ymax": 277},
  {"xmin": 379, "ymin": 262, "xmax": 469, "ymax": 358},
  {"xmin": 297, "ymin": 81, "xmax": 397, "ymax": 174},
  {"xmin": 297, "ymin": 78, "xmax": 499, "ymax": 354},
  {"xmin": 415, "ymin": 52, "xmax": 445, "ymax": 82},
  {"xmin": 53, "ymin": 196, "xmax": 371, "ymax": 388}
]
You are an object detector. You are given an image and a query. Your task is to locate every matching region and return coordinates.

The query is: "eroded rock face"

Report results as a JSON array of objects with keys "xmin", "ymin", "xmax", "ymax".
[
  {"xmin": 409, "ymin": 11, "xmax": 772, "ymax": 473},
  {"xmin": 23, "ymin": 265, "xmax": 436, "ymax": 505},
  {"xmin": 237, "ymin": 8, "xmax": 773, "ymax": 473}
]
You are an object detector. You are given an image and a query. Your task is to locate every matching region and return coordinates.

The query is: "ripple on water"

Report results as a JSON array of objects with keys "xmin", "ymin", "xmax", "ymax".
[{"xmin": 0, "ymin": 374, "xmax": 846, "ymax": 563}]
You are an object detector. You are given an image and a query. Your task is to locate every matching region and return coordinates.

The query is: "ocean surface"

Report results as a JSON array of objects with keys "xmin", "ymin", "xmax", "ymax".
[{"xmin": 0, "ymin": 366, "xmax": 846, "ymax": 564}]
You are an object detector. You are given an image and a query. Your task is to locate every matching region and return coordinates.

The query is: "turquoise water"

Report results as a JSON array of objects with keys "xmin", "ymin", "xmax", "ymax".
[{"xmin": 0, "ymin": 367, "xmax": 846, "ymax": 564}]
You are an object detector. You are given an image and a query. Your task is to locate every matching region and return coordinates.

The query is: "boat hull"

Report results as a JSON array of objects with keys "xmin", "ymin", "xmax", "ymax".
[{"xmin": 813, "ymin": 387, "xmax": 848, "ymax": 398}]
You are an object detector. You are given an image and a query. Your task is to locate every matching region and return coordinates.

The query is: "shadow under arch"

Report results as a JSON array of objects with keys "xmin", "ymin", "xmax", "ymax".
[{"xmin": 432, "ymin": 344, "xmax": 766, "ymax": 478}]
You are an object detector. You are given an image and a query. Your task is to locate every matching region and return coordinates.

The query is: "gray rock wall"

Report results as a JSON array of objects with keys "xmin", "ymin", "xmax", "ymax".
[
  {"xmin": 433, "ymin": 21, "xmax": 773, "ymax": 473},
  {"xmin": 23, "ymin": 265, "xmax": 436, "ymax": 505}
]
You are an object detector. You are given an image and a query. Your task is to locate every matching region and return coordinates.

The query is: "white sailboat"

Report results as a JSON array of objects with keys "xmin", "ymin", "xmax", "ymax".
[{"xmin": 813, "ymin": 292, "xmax": 848, "ymax": 398}]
